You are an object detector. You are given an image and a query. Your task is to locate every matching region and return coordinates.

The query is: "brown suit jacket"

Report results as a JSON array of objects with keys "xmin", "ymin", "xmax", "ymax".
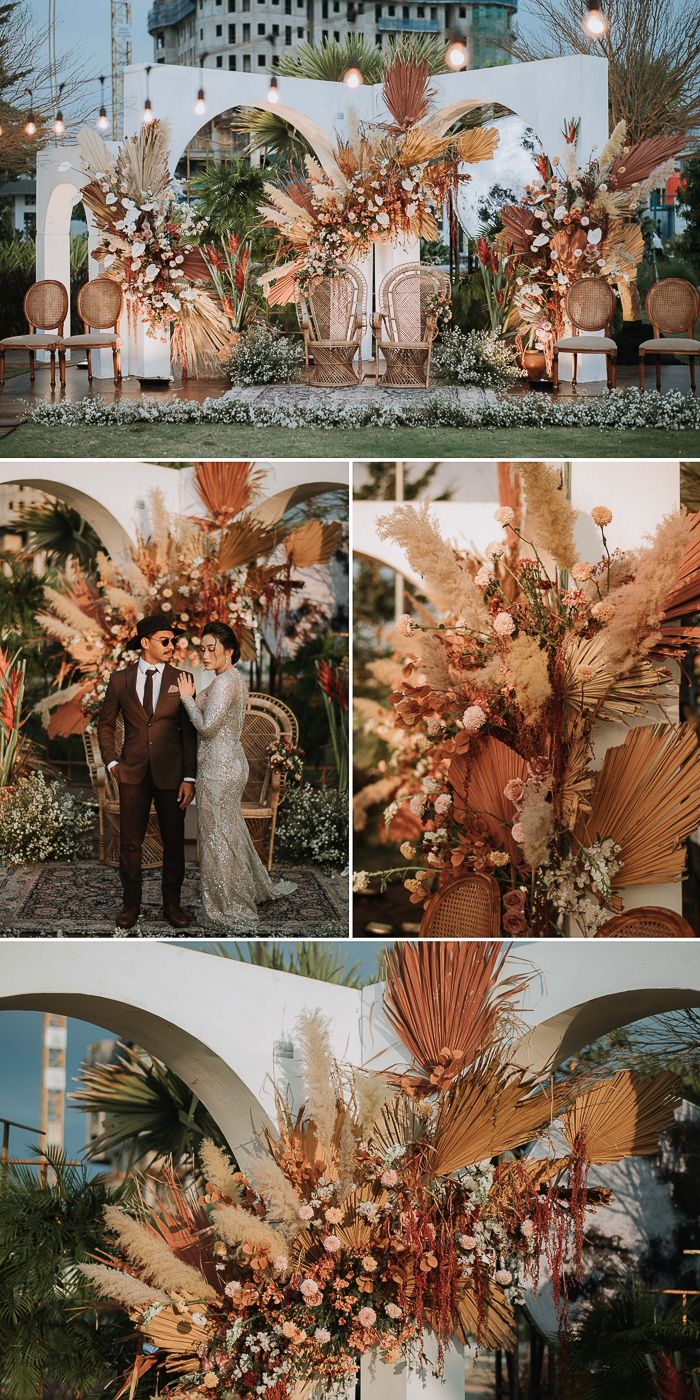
[{"xmin": 97, "ymin": 662, "xmax": 197, "ymax": 789}]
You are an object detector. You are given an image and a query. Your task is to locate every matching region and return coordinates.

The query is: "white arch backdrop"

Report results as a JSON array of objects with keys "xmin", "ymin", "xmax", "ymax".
[
  {"xmin": 35, "ymin": 54, "xmax": 608, "ymax": 377},
  {"xmin": 1, "ymin": 938, "xmax": 697, "ymax": 1399},
  {"xmin": 353, "ymin": 460, "xmax": 684, "ymax": 918}
]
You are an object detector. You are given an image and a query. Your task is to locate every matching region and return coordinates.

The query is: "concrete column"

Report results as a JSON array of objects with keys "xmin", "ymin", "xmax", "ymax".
[{"xmin": 362, "ymin": 1338, "xmax": 465, "ymax": 1400}]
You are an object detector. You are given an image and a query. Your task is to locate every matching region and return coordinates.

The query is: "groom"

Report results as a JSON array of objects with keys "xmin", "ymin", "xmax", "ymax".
[{"xmin": 97, "ymin": 613, "xmax": 197, "ymax": 930}]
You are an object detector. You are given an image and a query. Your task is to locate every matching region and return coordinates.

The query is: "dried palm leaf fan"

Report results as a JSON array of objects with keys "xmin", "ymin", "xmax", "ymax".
[
  {"xmin": 449, "ymin": 737, "xmax": 529, "ymax": 866},
  {"xmin": 430, "ymin": 1063, "xmax": 570, "ymax": 1176},
  {"xmin": 576, "ymin": 723, "xmax": 700, "ymax": 885},
  {"xmin": 284, "ymin": 520, "xmax": 343, "ymax": 568},
  {"xmin": 563, "ymin": 1071, "xmax": 680, "ymax": 1164},
  {"xmin": 562, "ymin": 633, "xmax": 673, "ymax": 723},
  {"xmin": 381, "ymin": 56, "xmax": 434, "ymax": 133},
  {"xmin": 608, "ymin": 133, "xmax": 686, "ymax": 189},
  {"xmin": 382, "ymin": 941, "xmax": 527, "ymax": 1094},
  {"xmin": 660, "ymin": 510, "xmax": 700, "ymax": 647},
  {"xmin": 192, "ymin": 462, "xmax": 265, "ymax": 526},
  {"xmin": 454, "ymin": 1282, "xmax": 516, "ymax": 1351},
  {"xmin": 217, "ymin": 518, "xmax": 284, "ymax": 571}
]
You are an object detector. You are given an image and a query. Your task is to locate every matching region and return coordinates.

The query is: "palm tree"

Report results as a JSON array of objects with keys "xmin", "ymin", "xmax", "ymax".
[
  {"xmin": 220, "ymin": 939, "xmax": 378, "ymax": 987},
  {"xmin": 570, "ymin": 1286, "xmax": 700, "ymax": 1400},
  {"xmin": 15, "ymin": 499, "xmax": 101, "ymax": 569},
  {"xmin": 0, "ymin": 1152, "xmax": 137, "ymax": 1400},
  {"xmin": 189, "ymin": 158, "xmax": 266, "ymax": 241}
]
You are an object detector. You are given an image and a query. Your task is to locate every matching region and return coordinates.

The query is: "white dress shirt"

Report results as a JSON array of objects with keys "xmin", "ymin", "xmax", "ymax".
[{"xmin": 108, "ymin": 659, "xmax": 195, "ymax": 783}]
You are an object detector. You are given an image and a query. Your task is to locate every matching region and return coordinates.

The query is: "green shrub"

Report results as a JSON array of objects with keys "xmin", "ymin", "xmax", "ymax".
[
  {"xmin": 276, "ymin": 783, "xmax": 347, "ymax": 872},
  {"xmin": 0, "ymin": 772, "xmax": 95, "ymax": 866},
  {"xmin": 449, "ymin": 272, "xmax": 491, "ymax": 333},
  {"xmin": 225, "ymin": 323, "xmax": 304, "ymax": 386},
  {"xmin": 0, "ymin": 236, "xmax": 89, "ymax": 337}
]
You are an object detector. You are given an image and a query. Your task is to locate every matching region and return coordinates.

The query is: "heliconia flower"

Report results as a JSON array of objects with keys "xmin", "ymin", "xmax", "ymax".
[
  {"xmin": 204, "ymin": 244, "xmax": 226, "ymax": 271},
  {"xmin": 228, "ymin": 232, "xmax": 240, "ymax": 255}
]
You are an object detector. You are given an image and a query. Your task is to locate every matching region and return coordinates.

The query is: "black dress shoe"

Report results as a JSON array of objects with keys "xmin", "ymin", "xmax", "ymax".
[
  {"xmin": 163, "ymin": 902, "xmax": 191, "ymax": 929},
  {"xmin": 116, "ymin": 905, "xmax": 140, "ymax": 929}
]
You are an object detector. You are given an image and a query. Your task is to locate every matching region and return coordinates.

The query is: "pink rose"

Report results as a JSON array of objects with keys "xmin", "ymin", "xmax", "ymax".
[{"xmin": 503, "ymin": 778, "xmax": 525, "ymax": 805}]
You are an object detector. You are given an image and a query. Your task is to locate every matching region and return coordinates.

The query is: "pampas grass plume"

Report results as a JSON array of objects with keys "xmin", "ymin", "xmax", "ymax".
[
  {"xmin": 603, "ymin": 512, "xmax": 690, "ymax": 671},
  {"xmin": 80, "ymin": 1261, "xmax": 169, "ymax": 1309},
  {"xmin": 376, "ymin": 501, "xmax": 487, "ymax": 628},
  {"xmin": 519, "ymin": 786, "xmax": 554, "ymax": 869},
  {"xmin": 199, "ymin": 1139, "xmax": 241, "ymax": 1201},
  {"xmin": 296, "ymin": 1008, "xmax": 337, "ymax": 1157},
  {"xmin": 518, "ymin": 463, "xmax": 577, "ymax": 572},
  {"xmin": 354, "ymin": 1071, "xmax": 394, "ymax": 1135},
  {"xmin": 247, "ymin": 1154, "xmax": 304, "ymax": 1237},
  {"xmin": 214, "ymin": 1204, "xmax": 287, "ymax": 1259},
  {"xmin": 507, "ymin": 635, "xmax": 551, "ymax": 722},
  {"xmin": 104, "ymin": 1205, "xmax": 216, "ymax": 1300}
]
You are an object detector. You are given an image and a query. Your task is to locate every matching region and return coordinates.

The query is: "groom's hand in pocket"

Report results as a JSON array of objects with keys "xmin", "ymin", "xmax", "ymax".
[{"xmin": 178, "ymin": 780, "xmax": 195, "ymax": 809}]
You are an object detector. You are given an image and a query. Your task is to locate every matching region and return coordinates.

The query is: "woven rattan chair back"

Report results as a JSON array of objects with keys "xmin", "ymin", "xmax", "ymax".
[
  {"xmin": 24, "ymin": 279, "xmax": 68, "ymax": 332},
  {"xmin": 596, "ymin": 906, "xmax": 695, "ymax": 937},
  {"xmin": 646, "ymin": 278, "xmax": 700, "ymax": 336},
  {"xmin": 420, "ymin": 873, "xmax": 501, "ymax": 937},
  {"xmin": 242, "ymin": 692, "xmax": 299, "ymax": 805},
  {"xmin": 83, "ymin": 714, "xmax": 163, "ymax": 869},
  {"xmin": 565, "ymin": 277, "xmax": 616, "ymax": 333},
  {"xmin": 77, "ymin": 277, "xmax": 123, "ymax": 330},
  {"xmin": 378, "ymin": 263, "xmax": 449, "ymax": 345},
  {"xmin": 304, "ymin": 267, "xmax": 365, "ymax": 343}
]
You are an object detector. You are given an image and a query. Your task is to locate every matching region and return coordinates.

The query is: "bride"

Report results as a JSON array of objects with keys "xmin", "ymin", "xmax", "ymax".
[{"xmin": 177, "ymin": 621, "xmax": 296, "ymax": 928}]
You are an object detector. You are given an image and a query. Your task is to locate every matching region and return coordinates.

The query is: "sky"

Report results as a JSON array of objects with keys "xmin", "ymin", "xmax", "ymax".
[
  {"xmin": 0, "ymin": 939, "xmax": 385, "ymax": 1166},
  {"xmin": 27, "ymin": 0, "xmax": 153, "ymax": 115}
]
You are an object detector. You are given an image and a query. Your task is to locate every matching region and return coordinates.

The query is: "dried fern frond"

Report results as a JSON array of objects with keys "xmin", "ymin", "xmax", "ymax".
[
  {"xmin": 563, "ymin": 1071, "xmax": 680, "ymax": 1163},
  {"xmin": 576, "ymin": 723, "xmax": 700, "ymax": 885},
  {"xmin": 383, "ymin": 942, "xmax": 527, "ymax": 1091},
  {"xmin": 431, "ymin": 1065, "xmax": 568, "ymax": 1175},
  {"xmin": 284, "ymin": 520, "xmax": 343, "ymax": 568}
]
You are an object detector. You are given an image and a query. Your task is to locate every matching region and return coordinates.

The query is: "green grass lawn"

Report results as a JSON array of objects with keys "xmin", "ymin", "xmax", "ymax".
[{"xmin": 4, "ymin": 422, "xmax": 700, "ymax": 458}]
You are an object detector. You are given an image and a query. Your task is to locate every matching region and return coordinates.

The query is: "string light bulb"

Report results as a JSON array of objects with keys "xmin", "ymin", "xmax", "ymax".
[
  {"xmin": 97, "ymin": 75, "xmax": 109, "ymax": 130},
  {"xmin": 143, "ymin": 64, "xmax": 154, "ymax": 124},
  {"xmin": 446, "ymin": 35, "xmax": 468, "ymax": 69},
  {"xmin": 583, "ymin": 0, "xmax": 608, "ymax": 35},
  {"xmin": 267, "ymin": 74, "xmax": 279, "ymax": 103},
  {"xmin": 195, "ymin": 54, "xmax": 207, "ymax": 115},
  {"xmin": 342, "ymin": 58, "xmax": 363, "ymax": 88},
  {"xmin": 52, "ymin": 83, "xmax": 65, "ymax": 135},
  {"xmin": 24, "ymin": 88, "xmax": 36, "ymax": 137}
]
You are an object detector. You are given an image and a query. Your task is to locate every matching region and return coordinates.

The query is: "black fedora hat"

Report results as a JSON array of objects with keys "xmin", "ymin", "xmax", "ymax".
[{"xmin": 126, "ymin": 612, "xmax": 186, "ymax": 651}]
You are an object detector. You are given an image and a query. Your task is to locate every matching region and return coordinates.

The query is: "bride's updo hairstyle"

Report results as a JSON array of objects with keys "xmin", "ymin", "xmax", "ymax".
[{"xmin": 201, "ymin": 621, "xmax": 241, "ymax": 664}]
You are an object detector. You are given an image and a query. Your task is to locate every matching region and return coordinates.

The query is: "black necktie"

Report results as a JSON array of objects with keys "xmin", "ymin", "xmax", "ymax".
[{"xmin": 143, "ymin": 668, "xmax": 156, "ymax": 719}]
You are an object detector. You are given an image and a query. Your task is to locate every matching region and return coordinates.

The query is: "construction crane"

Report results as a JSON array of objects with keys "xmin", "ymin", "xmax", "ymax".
[{"xmin": 111, "ymin": 1, "xmax": 133, "ymax": 141}]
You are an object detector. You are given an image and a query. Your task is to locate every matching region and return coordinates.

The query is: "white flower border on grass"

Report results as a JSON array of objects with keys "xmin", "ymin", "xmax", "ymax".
[{"xmin": 23, "ymin": 387, "xmax": 700, "ymax": 431}]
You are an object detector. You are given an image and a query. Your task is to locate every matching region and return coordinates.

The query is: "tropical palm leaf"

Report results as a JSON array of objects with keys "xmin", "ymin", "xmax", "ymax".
[
  {"xmin": 562, "ymin": 632, "xmax": 673, "ymax": 722},
  {"xmin": 455, "ymin": 126, "xmax": 500, "ymax": 165},
  {"xmin": 563, "ymin": 1071, "xmax": 680, "ymax": 1163},
  {"xmin": 576, "ymin": 723, "xmax": 700, "ymax": 885},
  {"xmin": 454, "ymin": 1281, "xmax": 516, "ymax": 1350},
  {"xmin": 217, "ymin": 517, "xmax": 282, "ymax": 571},
  {"xmin": 382, "ymin": 56, "xmax": 433, "ymax": 133}
]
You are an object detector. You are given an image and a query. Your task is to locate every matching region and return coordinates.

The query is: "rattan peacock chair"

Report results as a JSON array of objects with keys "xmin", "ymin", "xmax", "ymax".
[
  {"xmin": 595, "ymin": 906, "xmax": 696, "ymax": 937},
  {"xmin": 372, "ymin": 262, "xmax": 450, "ymax": 387},
  {"xmin": 296, "ymin": 267, "xmax": 367, "ymax": 386},
  {"xmin": 419, "ymin": 873, "xmax": 501, "ymax": 937},
  {"xmin": 552, "ymin": 277, "xmax": 618, "ymax": 390}
]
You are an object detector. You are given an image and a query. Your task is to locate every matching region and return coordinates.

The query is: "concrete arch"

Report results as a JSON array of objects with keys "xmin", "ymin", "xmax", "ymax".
[{"xmin": 0, "ymin": 461, "xmax": 183, "ymax": 556}]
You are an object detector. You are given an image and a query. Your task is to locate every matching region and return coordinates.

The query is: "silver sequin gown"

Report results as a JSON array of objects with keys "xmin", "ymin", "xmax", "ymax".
[{"xmin": 181, "ymin": 668, "xmax": 296, "ymax": 928}]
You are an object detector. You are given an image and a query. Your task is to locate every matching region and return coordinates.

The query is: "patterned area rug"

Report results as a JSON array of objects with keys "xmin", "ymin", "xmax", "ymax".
[{"xmin": 0, "ymin": 861, "xmax": 347, "ymax": 937}]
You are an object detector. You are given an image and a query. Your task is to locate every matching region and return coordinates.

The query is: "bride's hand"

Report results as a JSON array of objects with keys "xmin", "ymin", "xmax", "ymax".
[{"xmin": 177, "ymin": 672, "xmax": 196, "ymax": 700}]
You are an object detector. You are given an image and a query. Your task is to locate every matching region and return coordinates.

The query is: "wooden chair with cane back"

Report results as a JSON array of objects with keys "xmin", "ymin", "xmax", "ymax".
[
  {"xmin": 58, "ymin": 277, "xmax": 123, "ymax": 387},
  {"xmin": 0, "ymin": 279, "xmax": 68, "ymax": 389},
  {"xmin": 595, "ymin": 906, "xmax": 696, "ymax": 937},
  {"xmin": 296, "ymin": 267, "xmax": 367, "ymax": 386},
  {"xmin": 372, "ymin": 262, "xmax": 449, "ymax": 387},
  {"xmin": 639, "ymin": 278, "xmax": 700, "ymax": 393},
  {"xmin": 552, "ymin": 277, "xmax": 618, "ymax": 391},
  {"xmin": 84, "ymin": 690, "xmax": 299, "ymax": 872},
  {"xmin": 419, "ymin": 873, "xmax": 501, "ymax": 937}
]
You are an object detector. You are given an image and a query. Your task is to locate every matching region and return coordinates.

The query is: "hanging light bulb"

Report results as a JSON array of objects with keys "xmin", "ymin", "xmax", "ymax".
[
  {"xmin": 446, "ymin": 34, "xmax": 468, "ymax": 69},
  {"xmin": 24, "ymin": 88, "xmax": 36, "ymax": 137},
  {"xmin": 97, "ymin": 75, "xmax": 109, "ymax": 130},
  {"xmin": 583, "ymin": 0, "xmax": 608, "ymax": 36},
  {"xmin": 143, "ymin": 64, "xmax": 154, "ymax": 124},
  {"xmin": 195, "ymin": 54, "xmax": 207, "ymax": 115},
  {"xmin": 52, "ymin": 83, "xmax": 65, "ymax": 135},
  {"xmin": 342, "ymin": 57, "xmax": 363, "ymax": 88},
  {"xmin": 267, "ymin": 73, "xmax": 280, "ymax": 103}
]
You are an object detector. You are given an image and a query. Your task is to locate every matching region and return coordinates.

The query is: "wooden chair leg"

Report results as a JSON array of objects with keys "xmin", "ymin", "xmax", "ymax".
[
  {"xmin": 655, "ymin": 356, "xmax": 661, "ymax": 391},
  {"xmin": 691, "ymin": 356, "xmax": 697, "ymax": 395},
  {"xmin": 267, "ymin": 805, "xmax": 278, "ymax": 871},
  {"xmin": 29, "ymin": 349, "xmax": 35, "ymax": 383},
  {"xmin": 552, "ymin": 352, "xmax": 559, "ymax": 392},
  {"xmin": 609, "ymin": 355, "xmax": 617, "ymax": 390},
  {"xmin": 112, "ymin": 346, "xmax": 119, "ymax": 384},
  {"xmin": 86, "ymin": 349, "xmax": 93, "ymax": 383},
  {"xmin": 58, "ymin": 350, "xmax": 66, "ymax": 389},
  {"xmin": 0, "ymin": 348, "xmax": 5, "ymax": 389},
  {"xmin": 639, "ymin": 353, "xmax": 645, "ymax": 390},
  {"xmin": 49, "ymin": 350, "xmax": 56, "ymax": 390},
  {"xmin": 572, "ymin": 353, "xmax": 578, "ymax": 390}
]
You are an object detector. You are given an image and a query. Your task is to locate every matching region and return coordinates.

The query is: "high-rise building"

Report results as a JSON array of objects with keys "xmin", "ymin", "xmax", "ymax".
[{"xmin": 147, "ymin": 0, "xmax": 517, "ymax": 86}]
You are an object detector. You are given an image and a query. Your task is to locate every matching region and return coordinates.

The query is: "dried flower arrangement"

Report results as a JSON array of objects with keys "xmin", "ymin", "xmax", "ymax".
[
  {"xmin": 355, "ymin": 463, "xmax": 700, "ymax": 935},
  {"xmin": 484, "ymin": 122, "xmax": 685, "ymax": 371},
  {"xmin": 35, "ymin": 462, "xmax": 342, "ymax": 735},
  {"xmin": 77, "ymin": 122, "xmax": 230, "ymax": 376},
  {"xmin": 80, "ymin": 942, "xmax": 680, "ymax": 1396},
  {"xmin": 257, "ymin": 57, "xmax": 498, "ymax": 303}
]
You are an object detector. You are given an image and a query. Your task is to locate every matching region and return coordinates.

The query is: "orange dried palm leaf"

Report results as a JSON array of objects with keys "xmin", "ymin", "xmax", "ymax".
[
  {"xmin": 576, "ymin": 723, "xmax": 700, "ymax": 885},
  {"xmin": 217, "ymin": 517, "xmax": 282, "ymax": 571},
  {"xmin": 563, "ymin": 1071, "xmax": 680, "ymax": 1164},
  {"xmin": 662, "ymin": 510, "xmax": 700, "ymax": 624},
  {"xmin": 193, "ymin": 462, "xmax": 265, "ymax": 524},
  {"xmin": 609, "ymin": 133, "xmax": 685, "ymax": 189},
  {"xmin": 431, "ymin": 1064, "xmax": 569, "ymax": 1175},
  {"xmin": 284, "ymin": 520, "xmax": 343, "ymax": 568},
  {"xmin": 382, "ymin": 941, "xmax": 526, "ymax": 1086},
  {"xmin": 143, "ymin": 1306, "xmax": 211, "ymax": 1355},
  {"xmin": 500, "ymin": 204, "xmax": 540, "ymax": 254},
  {"xmin": 450, "ymin": 736, "xmax": 528, "ymax": 865},
  {"xmin": 382, "ymin": 57, "xmax": 433, "ymax": 132},
  {"xmin": 454, "ymin": 126, "xmax": 500, "ymax": 166}
]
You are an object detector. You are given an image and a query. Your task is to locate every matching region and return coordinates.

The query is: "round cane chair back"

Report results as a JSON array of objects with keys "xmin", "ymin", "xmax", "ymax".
[
  {"xmin": 595, "ymin": 906, "xmax": 695, "ymax": 937},
  {"xmin": 77, "ymin": 277, "xmax": 123, "ymax": 329},
  {"xmin": 420, "ymin": 873, "xmax": 501, "ymax": 937},
  {"xmin": 646, "ymin": 278, "xmax": 700, "ymax": 336},
  {"xmin": 242, "ymin": 692, "xmax": 299, "ymax": 806},
  {"xmin": 379, "ymin": 263, "xmax": 449, "ymax": 344},
  {"xmin": 303, "ymin": 267, "xmax": 366, "ymax": 343},
  {"xmin": 83, "ymin": 714, "xmax": 163, "ymax": 869},
  {"xmin": 24, "ymin": 279, "xmax": 68, "ymax": 331},
  {"xmin": 565, "ymin": 277, "xmax": 616, "ymax": 332}
]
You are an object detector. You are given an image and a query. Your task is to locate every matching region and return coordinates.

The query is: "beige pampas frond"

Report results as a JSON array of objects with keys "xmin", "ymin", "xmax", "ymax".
[
  {"xmin": 80, "ymin": 1262, "xmax": 169, "ymax": 1309},
  {"xmin": 407, "ymin": 630, "xmax": 451, "ymax": 690},
  {"xmin": 354, "ymin": 1071, "xmax": 395, "ymax": 1136},
  {"xmin": 199, "ymin": 1139, "xmax": 241, "ymax": 1201},
  {"xmin": 34, "ymin": 613, "xmax": 81, "ymax": 649},
  {"xmin": 296, "ymin": 1009, "xmax": 338, "ymax": 1157},
  {"xmin": 376, "ymin": 500, "xmax": 487, "ymax": 628},
  {"xmin": 103, "ymin": 1205, "xmax": 216, "ymax": 1301},
  {"xmin": 147, "ymin": 490, "xmax": 172, "ymax": 559},
  {"xmin": 366, "ymin": 657, "xmax": 404, "ymax": 688},
  {"xmin": 118, "ymin": 556, "xmax": 151, "ymax": 600},
  {"xmin": 518, "ymin": 784, "xmax": 554, "ymax": 870},
  {"xmin": 603, "ymin": 512, "xmax": 691, "ymax": 671},
  {"xmin": 599, "ymin": 120, "xmax": 628, "ymax": 171},
  {"xmin": 104, "ymin": 586, "xmax": 141, "ymax": 619},
  {"xmin": 41, "ymin": 588, "xmax": 101, "ymax": 637},
  {"xmin": 96, "ymin": 550, "xmax": 119, "ymax": 585},
  {"xmin": 518, "ymin": 462, "xmax": 577, "ymax": 572},
  {"xmin": 214, "ymin": 1204, "xmax": 287, "ymax": 1259},
  {"xmin": 506, "ymin": 634, "xmax": 551, "ymax": 722},
  {"xmin": 563, "ymin": 1071, "xmax": 680, "ymax": 1164},
  {"xmin": 336, "ymin": 1107, "xmax": 358, "ymax": 1203},
  {"xmin": 577, "ymin": 723, "xmax": 700, "ymax": 885},
  {"xmin": 247, "ymin": 1154, "xmax": 303, "ymax": 1237}
]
